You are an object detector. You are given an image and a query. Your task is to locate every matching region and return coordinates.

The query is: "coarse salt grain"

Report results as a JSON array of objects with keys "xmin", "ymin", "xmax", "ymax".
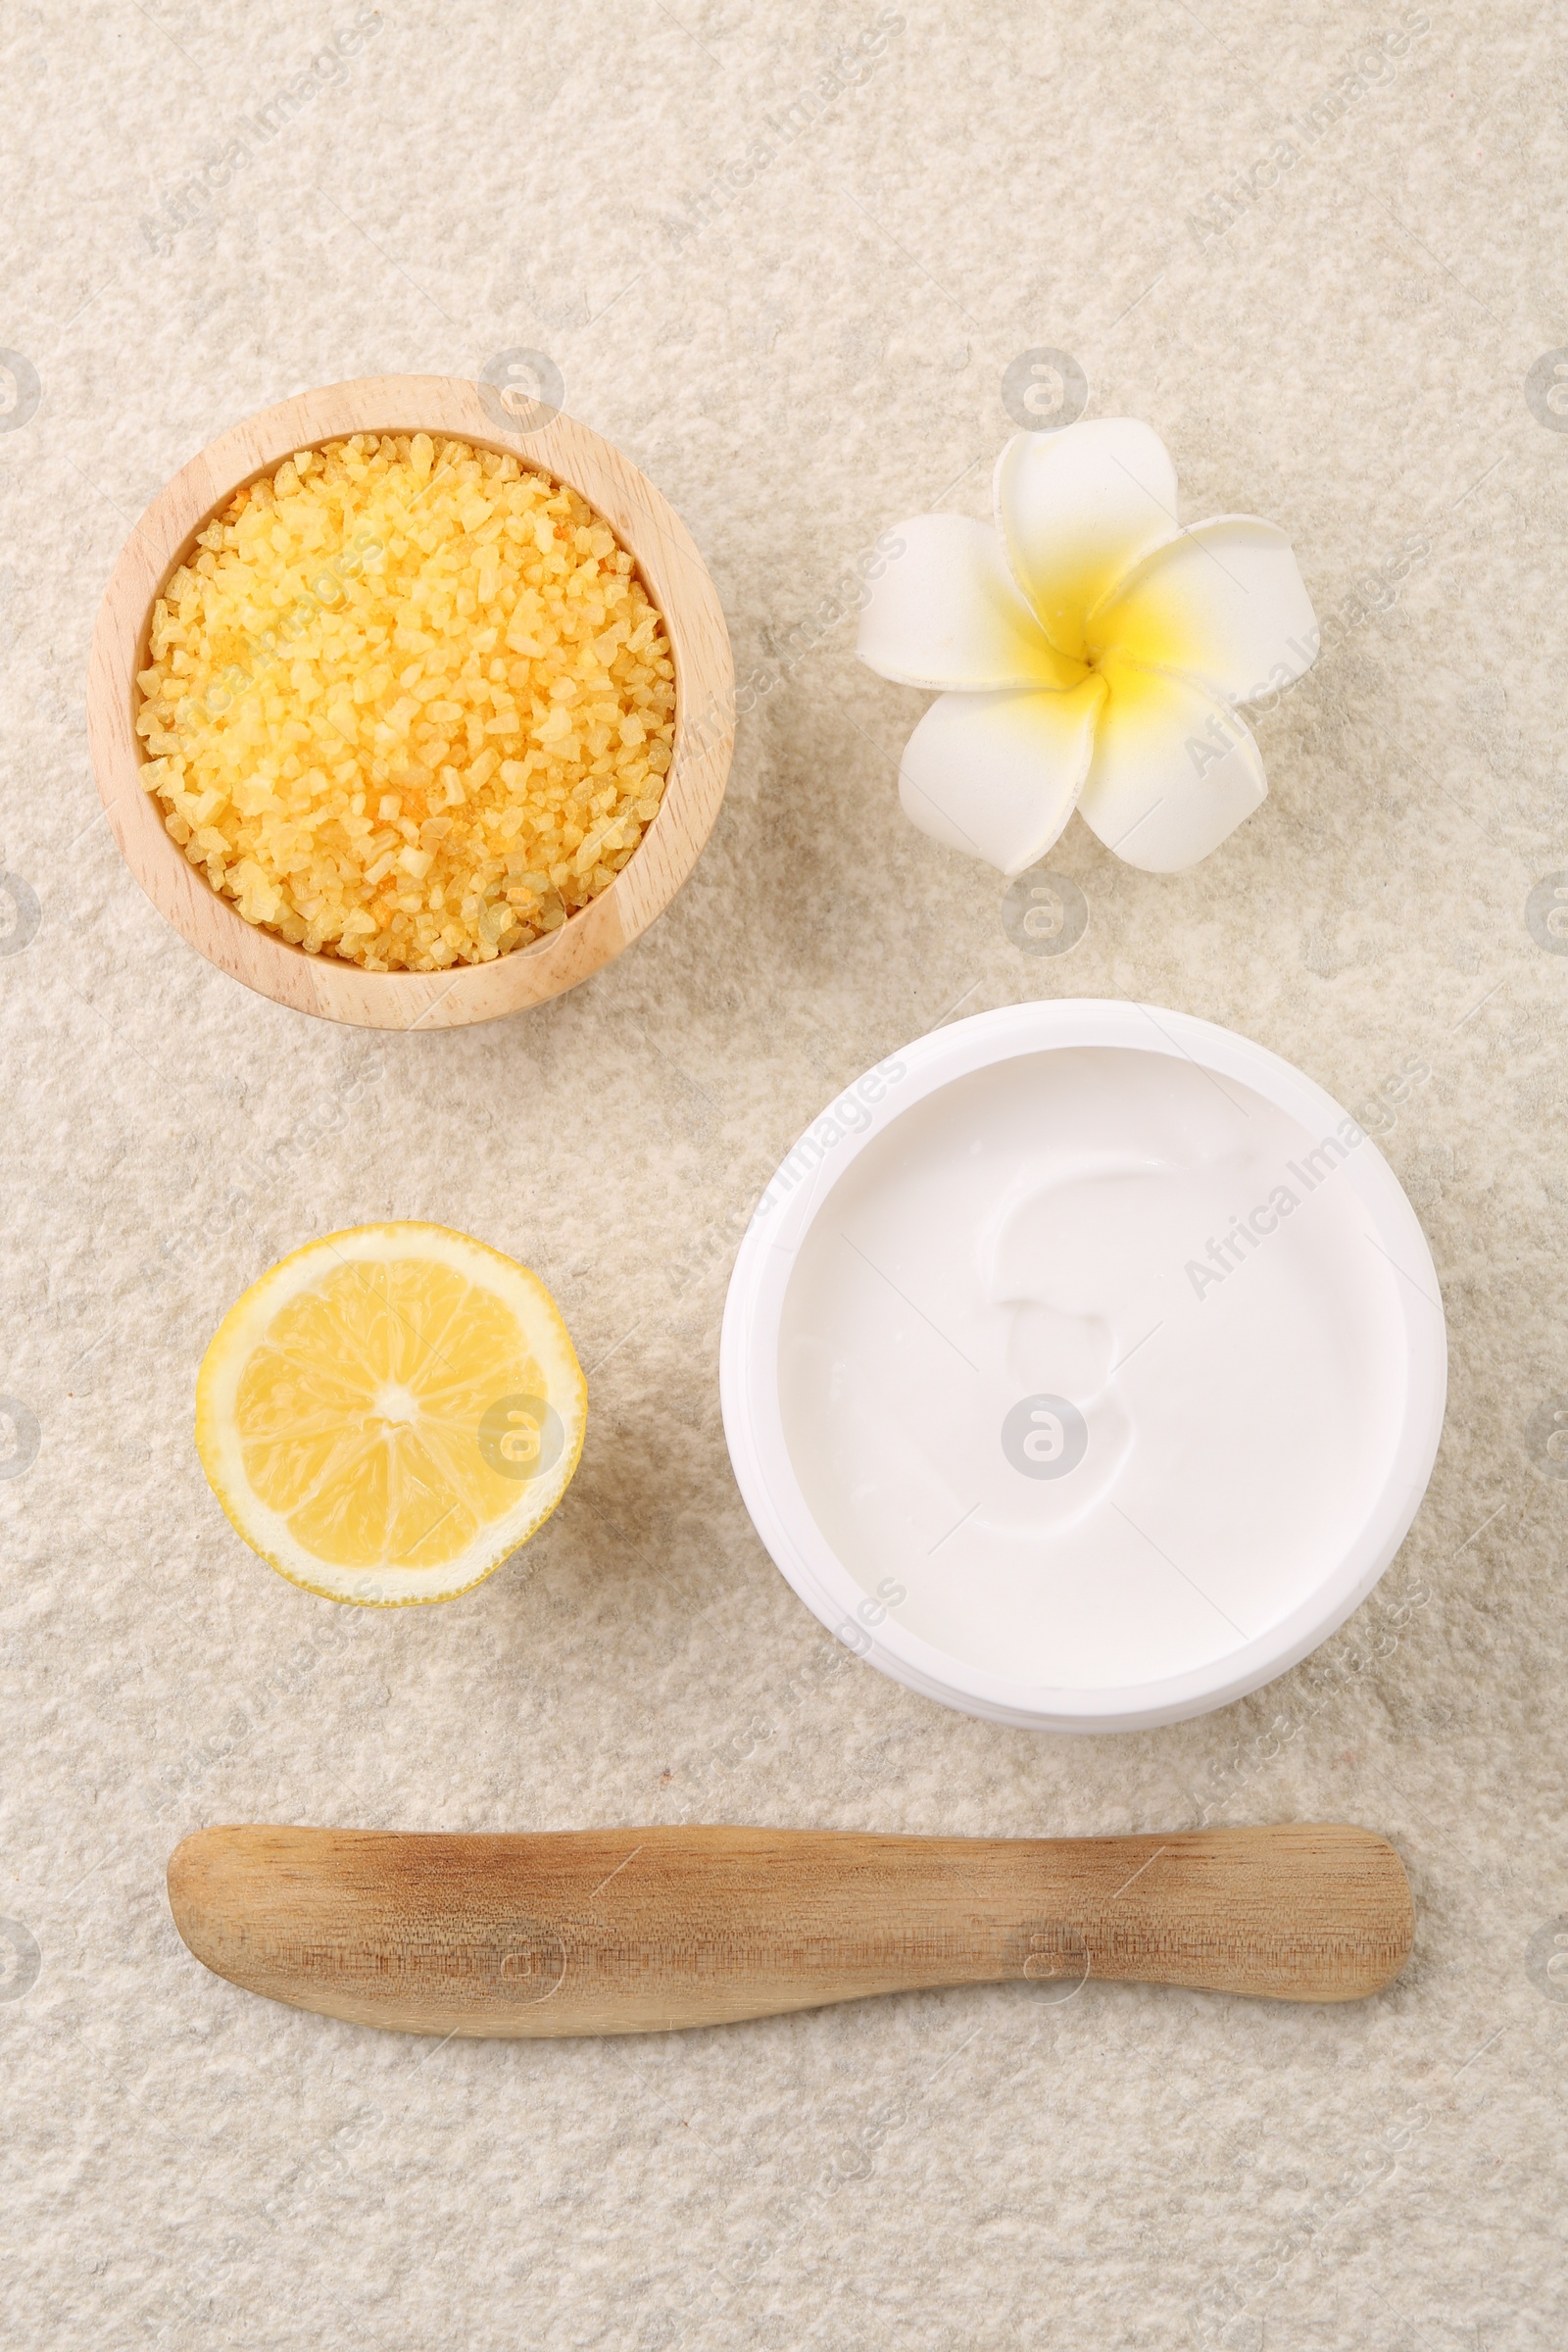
[{"xmin": 134, "ymin": 434, "xmax": 676, "ymax": 971}]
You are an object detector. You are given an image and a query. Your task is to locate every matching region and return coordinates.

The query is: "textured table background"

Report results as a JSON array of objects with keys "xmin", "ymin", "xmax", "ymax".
[{"xmin": 2, "ymin": 2, "xmax": 1565, "ymax": 2345}]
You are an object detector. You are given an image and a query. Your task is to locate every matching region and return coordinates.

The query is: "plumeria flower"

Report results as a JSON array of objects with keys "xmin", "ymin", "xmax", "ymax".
[{"xmin": 857, "ymin": 419, "xmax": 1319, "ymax": 874}]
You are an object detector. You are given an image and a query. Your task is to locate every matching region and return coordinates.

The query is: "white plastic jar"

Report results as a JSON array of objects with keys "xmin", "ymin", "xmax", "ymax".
[{"xmin": 720, "ymin": 1001, "xmax": 1446, "ymax": 1733}]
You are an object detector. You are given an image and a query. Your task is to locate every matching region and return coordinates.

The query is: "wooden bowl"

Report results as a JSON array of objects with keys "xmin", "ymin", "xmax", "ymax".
[{"xmin": 86, "ymin": 375, "xmax": 733, "ymax": 1029}]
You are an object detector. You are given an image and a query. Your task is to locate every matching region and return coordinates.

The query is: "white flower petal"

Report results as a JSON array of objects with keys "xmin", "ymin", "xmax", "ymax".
[
  {"xmin": 1088, "ymin": 517, "xmax": 1319, "ymax": 704},
  {"xmin": 994, "ymin": 420, "xmax": 1179, "ymax": 662},
  {"xmin": 1076, "ymin": 657, "xmax": 1266, "ymax": 873},
  {"xmin": 857, "ymin": 514, "xmax": 1083, "ymax": 691},
  {"xmin": 898, "ymin": 679, "xmax": 1106, "ymax": 876}
]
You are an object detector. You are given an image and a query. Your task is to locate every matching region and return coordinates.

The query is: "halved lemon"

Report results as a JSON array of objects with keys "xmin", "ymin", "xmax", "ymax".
[{"xmin": 196, "ymin": 1223, "xmax": 586, "ymax": 1605}]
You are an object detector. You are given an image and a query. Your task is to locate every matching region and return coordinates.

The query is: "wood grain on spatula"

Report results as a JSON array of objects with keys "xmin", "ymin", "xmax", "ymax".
[{"xmin": 167, "ymin": 1822, "xmax": 1414, "ymax": 2038}]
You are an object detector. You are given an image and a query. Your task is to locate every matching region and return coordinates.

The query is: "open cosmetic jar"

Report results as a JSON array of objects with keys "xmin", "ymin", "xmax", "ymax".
[{"xmin": 721, "ymin": 1000, "xmax": 1446, "ymax": 1733}]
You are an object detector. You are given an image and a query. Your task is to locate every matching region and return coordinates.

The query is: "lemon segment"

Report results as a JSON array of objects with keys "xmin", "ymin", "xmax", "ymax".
[{"xmin": 196, "ymin": 1224, "xmax": 586, "ymax": 1605}]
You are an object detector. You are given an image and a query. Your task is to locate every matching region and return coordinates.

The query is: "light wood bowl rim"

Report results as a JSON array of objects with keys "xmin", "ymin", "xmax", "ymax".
[{"xmin": 85, "ymin": 373, "xmax": 734, "ymax": 1030}]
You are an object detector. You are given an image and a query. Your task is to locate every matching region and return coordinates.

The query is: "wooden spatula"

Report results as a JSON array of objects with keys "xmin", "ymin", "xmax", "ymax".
[{"xmin": 167, "ymin": 1821, "xmax": 1412, "ymax": 2036}]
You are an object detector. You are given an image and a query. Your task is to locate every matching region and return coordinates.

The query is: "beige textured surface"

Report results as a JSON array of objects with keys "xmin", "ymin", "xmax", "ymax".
[{"xmin": 1, "ymin": 2, "xmax": 1565, "ymax": 2346}]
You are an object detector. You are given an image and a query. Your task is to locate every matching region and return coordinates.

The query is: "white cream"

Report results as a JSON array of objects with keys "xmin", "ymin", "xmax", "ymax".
[{"xmin": 776, "ymin": 1047, "xmax": 1408, "ymax": 1691}]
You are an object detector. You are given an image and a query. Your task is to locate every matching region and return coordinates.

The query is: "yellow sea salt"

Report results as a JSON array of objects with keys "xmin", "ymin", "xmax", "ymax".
[{"xmin": 135, "ymin": 434, "xmax": 676, "ymax": 971}]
